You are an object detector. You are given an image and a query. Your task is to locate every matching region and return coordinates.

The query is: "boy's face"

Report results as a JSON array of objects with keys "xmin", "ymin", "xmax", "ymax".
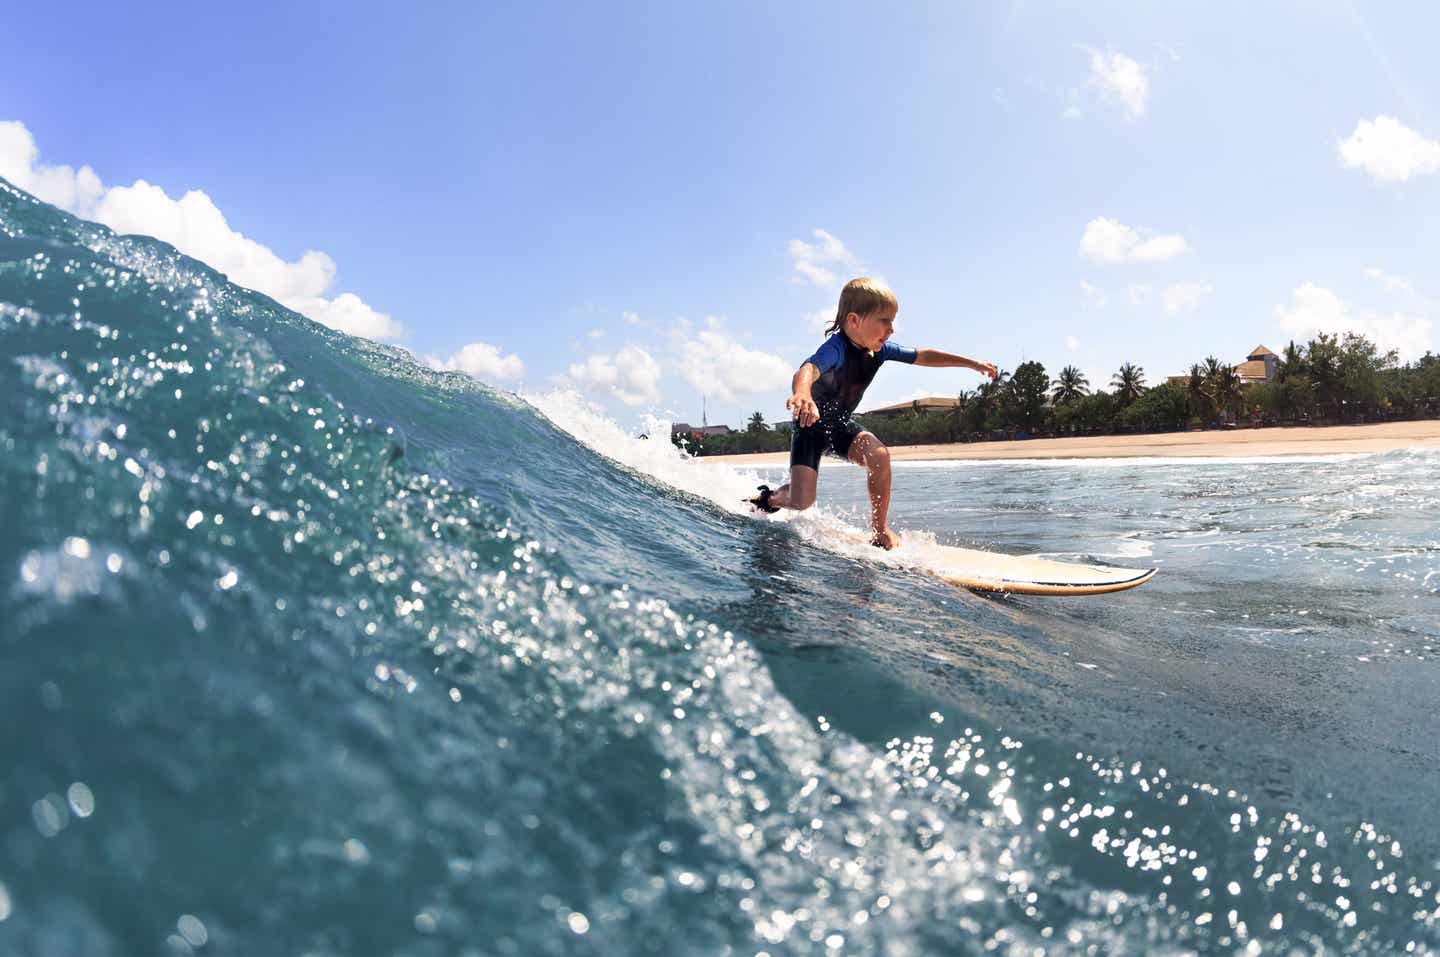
[{"xmin": 846, "ymin": 307, "xmax": 897, "ymax": 353}]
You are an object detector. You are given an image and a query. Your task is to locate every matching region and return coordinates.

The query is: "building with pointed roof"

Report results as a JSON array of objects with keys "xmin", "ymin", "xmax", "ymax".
[
  {"xmin": 1236, "ymin": 345, "xmax": 1278, "ymax": 384},
  {"xmin": 1167, "ymin": 345, "xmax": 1278, "ymax": 385},
  {"xmin": 859, "ymin": 397, "xmax": 962, "ymax": 419}
]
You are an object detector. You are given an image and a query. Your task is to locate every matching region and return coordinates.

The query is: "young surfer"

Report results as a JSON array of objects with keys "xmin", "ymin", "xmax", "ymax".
[{"xmin": 750, "ymin": 277, "xmax": 998, "ymax": 549}]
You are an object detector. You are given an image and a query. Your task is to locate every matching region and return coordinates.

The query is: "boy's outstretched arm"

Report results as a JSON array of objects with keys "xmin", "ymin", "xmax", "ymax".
[
  {"xmin": 913, "ymin": 349, "xmax": 999, "ymax": 379},
  {"xmin": 786, "ymin": 362, "xmax": 822, "ymax": 427}
]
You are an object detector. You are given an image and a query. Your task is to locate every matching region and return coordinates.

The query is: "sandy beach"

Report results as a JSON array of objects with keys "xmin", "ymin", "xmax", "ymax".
[{"xmin": 702, "ymin": 420, "xmax": 1440, "ymax": 465}]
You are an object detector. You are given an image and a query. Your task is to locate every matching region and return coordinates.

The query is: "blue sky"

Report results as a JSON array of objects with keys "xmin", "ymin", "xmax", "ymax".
[{"xmin": 4, "ymin": 0, "xmax": 1438, "ymax": 429}]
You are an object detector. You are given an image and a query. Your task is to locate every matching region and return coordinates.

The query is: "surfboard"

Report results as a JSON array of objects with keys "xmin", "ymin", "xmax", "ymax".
[
  {"xmin": 744, "ymin": 491, "xmax": 1154, "ymax": 596},
  {"xmin": 929, "ymin": 545, "xmax": 1156, "ymax": 596}
]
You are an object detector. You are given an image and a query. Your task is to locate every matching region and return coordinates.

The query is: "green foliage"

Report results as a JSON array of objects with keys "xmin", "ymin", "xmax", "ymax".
[
  {"xmin": 1051, "ymin": 365, "xmax": 1089, "ymax": 405},
  {"xmin": 1009, "ymin": 361, "xmax": 1050, "ymax": 432},
  {"xmin": 1069, "ymin": 391, "xmax": 1116, "ymax": 432},
  {"xmin": 1111, "ymin": 363, "xmax": 1146, "ymax": 406},
  {"xmin": 1121, "ymin": 381, "xmax": 1189, "ymax": 430},
  {"xmin": 1337, "ymin": 333, "xmax": 1394, "ymax": 415},
  {"xmin": 1247, "ymin": 381, "xmax": 1283, "ymax": 417},
  {"xmin": 747, "ymin": 411, "xmax": 767, "ymax": 433},
  {"xmin": 975, "ymin": 369, "xmax": 1012, "ymax": 433},
  {"xmin": 675, "ymin": 427, "xmax": 789, "ymax": 456}
]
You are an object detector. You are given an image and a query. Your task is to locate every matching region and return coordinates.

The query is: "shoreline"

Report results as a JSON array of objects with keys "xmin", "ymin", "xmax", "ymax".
[{"xmin": 699, "ymin": 420, "xmax": 1440, "ymax": 465}]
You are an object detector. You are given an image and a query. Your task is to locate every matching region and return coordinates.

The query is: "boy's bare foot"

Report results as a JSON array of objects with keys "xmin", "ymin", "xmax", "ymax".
[
  {"xmin": 871, "ymin": 527, "xmax": 900, "ymax": 550},
  {"xmin": 747, "ymin": 485, "xmax": 780, "ymax": 514}
]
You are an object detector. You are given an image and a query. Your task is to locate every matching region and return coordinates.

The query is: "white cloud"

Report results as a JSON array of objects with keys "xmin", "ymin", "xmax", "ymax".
[
  {"xmin": 0, "ymin": 120, "xmax": 402, "ymax": 340},
  {"xmin": 789, "ymin": 228, "xmax": 862, "ymax": 288},
  {"xmin": 622, "ymin": 310, "xmax": 642, "ymax": 325},
  {"xmin": 1065, "ymin": 335, "xmax": 1080, "ymax": 352},
  {"xmin": 804, "ymin": 308, "xmax": 835, "ymax": 335},
  {"xmin": 1365, "ymin": 267, "xmax": 1416, "ymax": 298},
  {"xmin": 1086, "ymin": 49, "xmax": 1150, "ymax": 120},
  {"xmin": 282, "ymin": 292, "xmax": 400, "ymax": 340},
  {"xmin": 1161, "ymin": 281, "xmax": 1213, "ymax": 314},
  {"xmin": 675, "ymin": 318, "xmax": 792, "ymax": 403},
  {"xmin": 1079, "ymin": 279, "xmax": 1107, "ymax": 307},
  {"xmin": 1274, "ymin": 282, "xmax": 1432, "ymax": 360},
  {"xmin": 1338, "ymin": 116, "xmax": 1440, "ymax": 183},
  {"xmin": 565, "ymin": 346, "xmax": 662, "ymax": 406},
  {"xmin": 428, "ymin": 341, "xmax": 526, "ymax": 383},
  {"xmin": 586, "ymin": 328, "xmax": 606, "ymax": 339},
  {"xmin": 1080, "ymin": 217, "xmax": 1188, "ymax": 264},
  {"xmin": 0, "ymin": 121, "xmax": 105, "ymax": 214},
  {"xmin": 1127, "ymin": 284, "xmax": 1152, "ymax": 306}
]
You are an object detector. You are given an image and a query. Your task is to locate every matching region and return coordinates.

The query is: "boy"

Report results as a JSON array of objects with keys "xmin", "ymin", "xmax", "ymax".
[{"xmin": 749, "ymin": 277, "xmax": 998, "ymax": 549}]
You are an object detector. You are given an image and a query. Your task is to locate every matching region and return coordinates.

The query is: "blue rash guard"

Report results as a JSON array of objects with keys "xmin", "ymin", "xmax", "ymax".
[{"xmin": 791, "ymin": 333, "xmax": 917, "ymax": 469}]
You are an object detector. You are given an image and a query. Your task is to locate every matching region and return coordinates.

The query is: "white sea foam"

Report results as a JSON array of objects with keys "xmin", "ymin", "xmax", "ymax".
[
  {"xmin": 522, "ymin": 389, "xmax": 986, "ymax": 579},
  {"xmin": 522, "ymin": 388, "xmax": 766, "ymax": 516}
]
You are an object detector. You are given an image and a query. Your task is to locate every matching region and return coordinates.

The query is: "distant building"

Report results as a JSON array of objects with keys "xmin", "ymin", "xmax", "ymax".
[
  {"xmin": 859, "ymin": 397, "xmax": 962, "ymax": 419},
  {"xmin": 670, "ymin": 422, "xmax": 733, "ymax": 439},
  {"xmin": 771, "ymin": 421, "xmax": 794, "ymax": 433},
  {"xmin": 1167, "ymin": 345, "xmax": 1278, "ymax": 385},
  {"xmin": 1235, "ymin": 345, "xmax": 1278, "ymax": 383}
]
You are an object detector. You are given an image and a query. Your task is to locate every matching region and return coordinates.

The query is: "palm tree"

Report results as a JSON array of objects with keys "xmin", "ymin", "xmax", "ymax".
[
  {"xmin": 1306, "ymin": 333, "xmax": 1344, "ymax": 416},
  {"xmin": 1277, "ymin": 340, "xmax": 1305, "ymax": 383},
  {"xmin": 1213, "ymin": 365, "xmax": 1245, "ymax": 422},
  {"xmin": 1051, "ymin": 365, "xmax": 1089, "ymax": 405},
  {"xmin": 1188, "ymin": 362, "xmax": 1213, "ymax": 424},
  {"xmin": 975, "ymin": 369, "xmax": 1010, "ymax": 432},
  {"xmin": 1194, "ymin": 356, "xmax": 1232, "ymax": 424},
  {"xmin": 1200, "ymin": 356, "xmax": 1225, "ymax": 396},
  {"xmin": 1111, "ymin": 363, "xmax": 1146, "ymax": 406},
  {"xmin": 949, "ymin": 389, "xmax": 977, "ymax": 439},
  {"xmin": 747, "ymin": 411, "xmax": 766, "ymax": 433}
]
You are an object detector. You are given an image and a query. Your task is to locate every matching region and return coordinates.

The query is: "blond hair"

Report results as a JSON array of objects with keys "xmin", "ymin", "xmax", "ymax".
[{"xmin": 824, "ymin": 277, "xmax": 898, "ymax": 336}]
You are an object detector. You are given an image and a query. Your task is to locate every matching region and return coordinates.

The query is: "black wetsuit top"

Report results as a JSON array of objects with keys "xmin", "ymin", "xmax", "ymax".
[{"xmin": 790, "ymin": 333, "xmax": 916, "ymax": 469}]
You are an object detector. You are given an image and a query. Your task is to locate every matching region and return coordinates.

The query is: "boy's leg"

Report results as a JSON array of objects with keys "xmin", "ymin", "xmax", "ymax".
[
  {"xmin": 847, "ymin": 432, "xmax": 898, "ymax": 548},
  {"xmin": 756, "ymin": 423, "xmax": 822, "ymax": 511},
  {"xmin": 764, "ymin": 465, "xmax": 817, "ymax": 510}
]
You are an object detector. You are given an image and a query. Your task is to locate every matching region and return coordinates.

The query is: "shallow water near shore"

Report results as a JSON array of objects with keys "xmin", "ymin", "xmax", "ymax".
[{"xmin": 4, "ymin": 178, "xmax": 1440, "ymax": 955}]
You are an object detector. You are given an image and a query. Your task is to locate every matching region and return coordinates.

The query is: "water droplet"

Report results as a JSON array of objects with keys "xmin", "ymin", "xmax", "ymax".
[
  {"xmin": 342, "ymin": 839, "xmax": 369, "ymax": 865},
  {"xmin": 67, "ymin": 782, "xmax": 95, "ymax": 818},
  {"xmin": 177, "ymin": 914, "xmax": 207, "ymax": 947},
  {"xmin": 31, "ymin": 795, "xmax": 66, "ymax": 837}
]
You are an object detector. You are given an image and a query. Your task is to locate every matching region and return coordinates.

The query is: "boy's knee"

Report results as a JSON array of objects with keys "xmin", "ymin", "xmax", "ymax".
[{"xmin": 866, "ymin": 443, "xmax": 891, "ymax": 470}]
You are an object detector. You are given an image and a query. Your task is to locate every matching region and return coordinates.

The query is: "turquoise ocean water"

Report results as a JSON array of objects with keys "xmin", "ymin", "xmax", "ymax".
[{"xmin": 3, "ymin": 177, "xmax": 1440, "ymax": 955}]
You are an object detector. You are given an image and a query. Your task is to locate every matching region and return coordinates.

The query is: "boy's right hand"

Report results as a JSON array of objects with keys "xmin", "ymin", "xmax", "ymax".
[{"xmin": 787, "ymin": 393, "xmax": 820, "ymax": 427}]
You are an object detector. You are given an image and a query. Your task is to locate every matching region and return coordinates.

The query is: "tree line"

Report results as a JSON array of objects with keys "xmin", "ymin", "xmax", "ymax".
[{"xmin": 677, "ymin": 332, "xmax": 1440, "ymax": 455}]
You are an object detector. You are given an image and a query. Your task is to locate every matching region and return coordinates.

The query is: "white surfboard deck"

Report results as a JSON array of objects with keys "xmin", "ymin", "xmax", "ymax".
[
  {"xmin": 930, "ymin": 544, "xmax": 1156, "ymax": 596},
  {"xmin": 745, "ymin": 495, "xmax": 1154, "ymax": 596}
]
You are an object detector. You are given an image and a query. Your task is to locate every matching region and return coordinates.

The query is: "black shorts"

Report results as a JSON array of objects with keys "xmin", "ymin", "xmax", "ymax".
[{"xmin": 790, "ymin": 418, "xmax": 865, "ymax": 470}]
